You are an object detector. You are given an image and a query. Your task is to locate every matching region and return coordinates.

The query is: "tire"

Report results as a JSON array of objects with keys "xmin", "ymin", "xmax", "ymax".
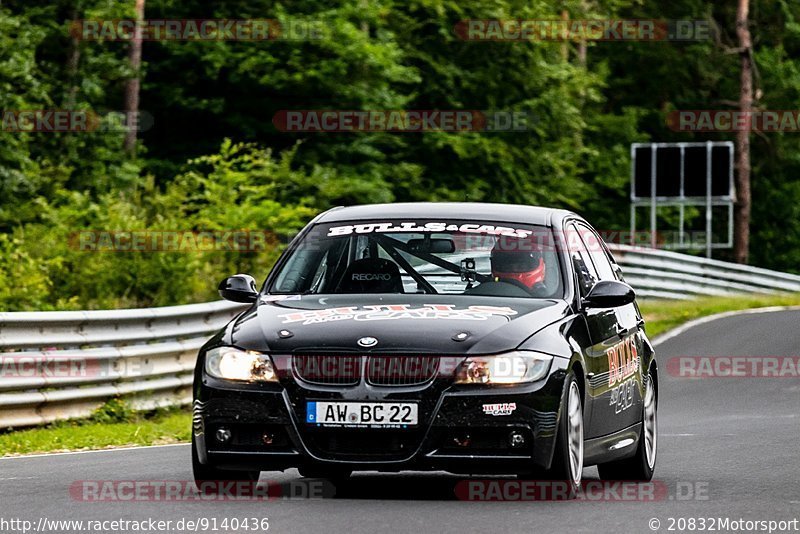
[
  {"xmin": 597, "ymin": 371, "xmax": 657, "ymax": 481},
  {"xmin": 519, "ymin": 373, "xmax": 584, "ymax": 499},
  {"xmin": 192, "ymin": 435, "xmax": 260, "ymax": 493}
]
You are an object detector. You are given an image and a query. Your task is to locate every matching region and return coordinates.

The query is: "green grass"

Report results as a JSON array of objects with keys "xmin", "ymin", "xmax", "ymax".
[
  {"xmin": 0, "ymin": 408, "xmax": 191, "ymax": 457},
  {"xmin": 640, "ymin": 293, "xmax": 800, "ymax": 339},
  {"xmin": 2, "ymin": 292, "xmax": 799, "ymax": 457}
]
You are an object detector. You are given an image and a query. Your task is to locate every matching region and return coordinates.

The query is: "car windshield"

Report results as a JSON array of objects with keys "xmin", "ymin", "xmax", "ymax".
[{"xmin": 269, "ymin": 220, "xmax": 564, "ymax": 298}]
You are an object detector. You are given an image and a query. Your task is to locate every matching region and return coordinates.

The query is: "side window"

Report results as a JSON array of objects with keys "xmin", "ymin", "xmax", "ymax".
[
  {"xmin": 566, "ymin": 223, "xmax": 598, "ymax": 296},
  {"xmin": 604, "ymin": 247, "xmax": 625, "ymax": 281},
  {"xmin": 577, "ymin": 224, "xmax": 616, "ymax": 281}
]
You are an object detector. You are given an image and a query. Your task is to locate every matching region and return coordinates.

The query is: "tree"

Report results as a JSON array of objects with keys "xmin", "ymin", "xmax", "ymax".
[
  {"xmin": 734, "ymin": 0, "xmax": 752, "ymax": 264},
  {"xmin": 123, "ymin": 0, "xmax": 145, "ymax": 155}
]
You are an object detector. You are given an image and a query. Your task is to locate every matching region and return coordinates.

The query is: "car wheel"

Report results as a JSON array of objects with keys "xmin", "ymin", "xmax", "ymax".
[
  {"xmin": 192, "ymin": 435, "xmax": 260, "ymax": 492},
  {"xmin": 519, "ymin": 373, "xmax": 583, "ymax": 498},
  {"xmin": 597, "ymin": 371, "xmax": 657, "ymax": 481}
]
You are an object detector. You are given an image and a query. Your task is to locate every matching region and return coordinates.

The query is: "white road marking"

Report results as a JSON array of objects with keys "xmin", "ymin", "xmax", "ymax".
[
  {"xmin": 652, "ymin": 305, "xmax": 800, "ymax": 347},
  {"xmin": 0, "ymin": 442, "xmax": 189, "ymax": 460}
]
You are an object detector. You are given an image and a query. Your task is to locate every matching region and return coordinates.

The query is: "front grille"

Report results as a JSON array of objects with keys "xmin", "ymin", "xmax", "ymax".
[
  {"xmin": 366, "ymin": 356, "xmax": 440, "ymax": 386},
  {"xmin": 434, "ymin": 426, "xmax": 535, "ymax": 456},
  {"xmin": 303, "ymin": 428, "xmax": 423, "ymax": 460},
  {"xmin": 207, "ymin": 423, "xmax": 292, "ymax": 452},
  {"xmin": 192, "ymin": 399, "xmax": 206, "ymax": 435},
  {"xmin": 292, "ymin": 355, "xmax": 441, "ymax": 387},
  {"xmin": 292, "ymin": 355, "xmax": 361, "ymax": 386}
]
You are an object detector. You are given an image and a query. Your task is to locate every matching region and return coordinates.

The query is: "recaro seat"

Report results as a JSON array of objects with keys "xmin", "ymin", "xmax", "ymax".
[{"xmin": 337, "ymin": 258, "xmax": 404, "ymax": 293}]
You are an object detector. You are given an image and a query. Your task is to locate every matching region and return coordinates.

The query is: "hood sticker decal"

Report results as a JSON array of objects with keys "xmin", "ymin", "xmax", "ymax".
[
  {"xmin": 482, "ymin": 402, "xmax": 517, "ymax": 416},
  {"xmin": 278, "ymin": 304, "xmax": 518, "ymax": 326}
]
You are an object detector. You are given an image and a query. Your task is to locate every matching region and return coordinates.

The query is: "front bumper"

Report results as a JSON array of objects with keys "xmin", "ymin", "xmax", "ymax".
[{"xmin": 194, "ymin": 358, "xmax": 568, "ymax": 474}]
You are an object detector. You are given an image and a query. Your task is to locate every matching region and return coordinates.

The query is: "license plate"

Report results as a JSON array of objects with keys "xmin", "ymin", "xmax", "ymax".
[{"xmin": 306, "ymin": 401, "xmax": 418, "ymax": 427}]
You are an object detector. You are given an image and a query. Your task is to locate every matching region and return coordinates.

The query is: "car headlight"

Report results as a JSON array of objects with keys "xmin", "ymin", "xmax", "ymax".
[
  {"xmin": 204, "ymin": 346, "xmax": 278, "ymax": 382},
  {"xmin": 454, "ymin": 351, "xmax": 553, "ymax": 385}
]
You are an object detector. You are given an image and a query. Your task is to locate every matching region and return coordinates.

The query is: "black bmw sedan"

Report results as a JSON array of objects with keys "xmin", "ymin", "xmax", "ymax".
[{"xmin": 192, "ymin": 203, "xmax": 658, "ymax": 494}]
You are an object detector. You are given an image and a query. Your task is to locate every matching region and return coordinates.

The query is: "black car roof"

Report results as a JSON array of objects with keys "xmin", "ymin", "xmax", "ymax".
[{"xmin": 315, "ymin": 202, "xmax": 576, "ymax": 227}]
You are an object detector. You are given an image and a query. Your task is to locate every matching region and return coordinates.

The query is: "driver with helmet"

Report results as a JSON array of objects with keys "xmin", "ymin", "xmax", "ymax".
[{"xmin": 490, "ymin": 236, "xmax": 547, "ymax": 293}]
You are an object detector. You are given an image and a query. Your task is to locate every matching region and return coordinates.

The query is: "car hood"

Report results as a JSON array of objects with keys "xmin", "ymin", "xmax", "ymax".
[{"xmin": 227, "ymin": 294, "xmax": 571, "ymax": 355}]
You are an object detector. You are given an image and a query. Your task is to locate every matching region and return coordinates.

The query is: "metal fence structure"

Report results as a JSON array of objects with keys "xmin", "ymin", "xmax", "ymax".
[
  {"xmin": 608, "ymin": 244, "xmax": 800, "ymax": 300},
  {"xmin": 0, "ymin": 301, "xmax": 247, "ymax": 428},
  {"xmin": 2, "ymin": 248, "xmax": 800, "ymax": 429}
]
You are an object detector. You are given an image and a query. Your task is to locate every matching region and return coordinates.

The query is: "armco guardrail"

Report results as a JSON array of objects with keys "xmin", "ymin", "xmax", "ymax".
[
  {"xmin": 2, "ymin": 248, "xmax": 800, "ymax": 429},
  {"xmin": 0, "ymin": 300, "xmax": 247, "ymax": 428},
  {"xmin": 608, "ymin": 244, "xmax": 800, "ymax": 300}
]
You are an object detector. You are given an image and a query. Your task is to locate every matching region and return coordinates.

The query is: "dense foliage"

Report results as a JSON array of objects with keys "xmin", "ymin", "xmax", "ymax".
[{"xmin": 1, "ymin": 0, "xmax": 798, "ymax": 310}]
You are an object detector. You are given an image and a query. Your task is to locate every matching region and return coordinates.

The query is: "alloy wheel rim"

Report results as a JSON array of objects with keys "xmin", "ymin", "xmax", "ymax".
[
  {"xmin": 643, "ymin": 376, "xmax": 657, "ymax": 469},
  {"xmin": 567, "ymin": 382, "xmax": 584, "ymax": 485}
]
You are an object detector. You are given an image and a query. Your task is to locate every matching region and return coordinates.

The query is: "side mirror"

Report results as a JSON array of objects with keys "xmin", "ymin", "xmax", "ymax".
[
  {"xmin": 218, "ymin": 274, "xmax": 258, "ymax": 303},
  {"xmin": 582, "ymin": 280, "xmax": 635, "ymax": 309}
]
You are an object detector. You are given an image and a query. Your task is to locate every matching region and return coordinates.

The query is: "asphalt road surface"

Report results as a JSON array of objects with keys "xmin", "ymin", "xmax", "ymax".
[{"xmin": 2, "ymin": 310, "xmax": 799, "ymax": 534}]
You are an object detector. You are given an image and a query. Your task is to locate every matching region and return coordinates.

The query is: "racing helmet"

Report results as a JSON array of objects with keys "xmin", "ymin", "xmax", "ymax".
[{"xmin": 490, "ymin": 237, "xmax": 546, "ymax": 289}]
